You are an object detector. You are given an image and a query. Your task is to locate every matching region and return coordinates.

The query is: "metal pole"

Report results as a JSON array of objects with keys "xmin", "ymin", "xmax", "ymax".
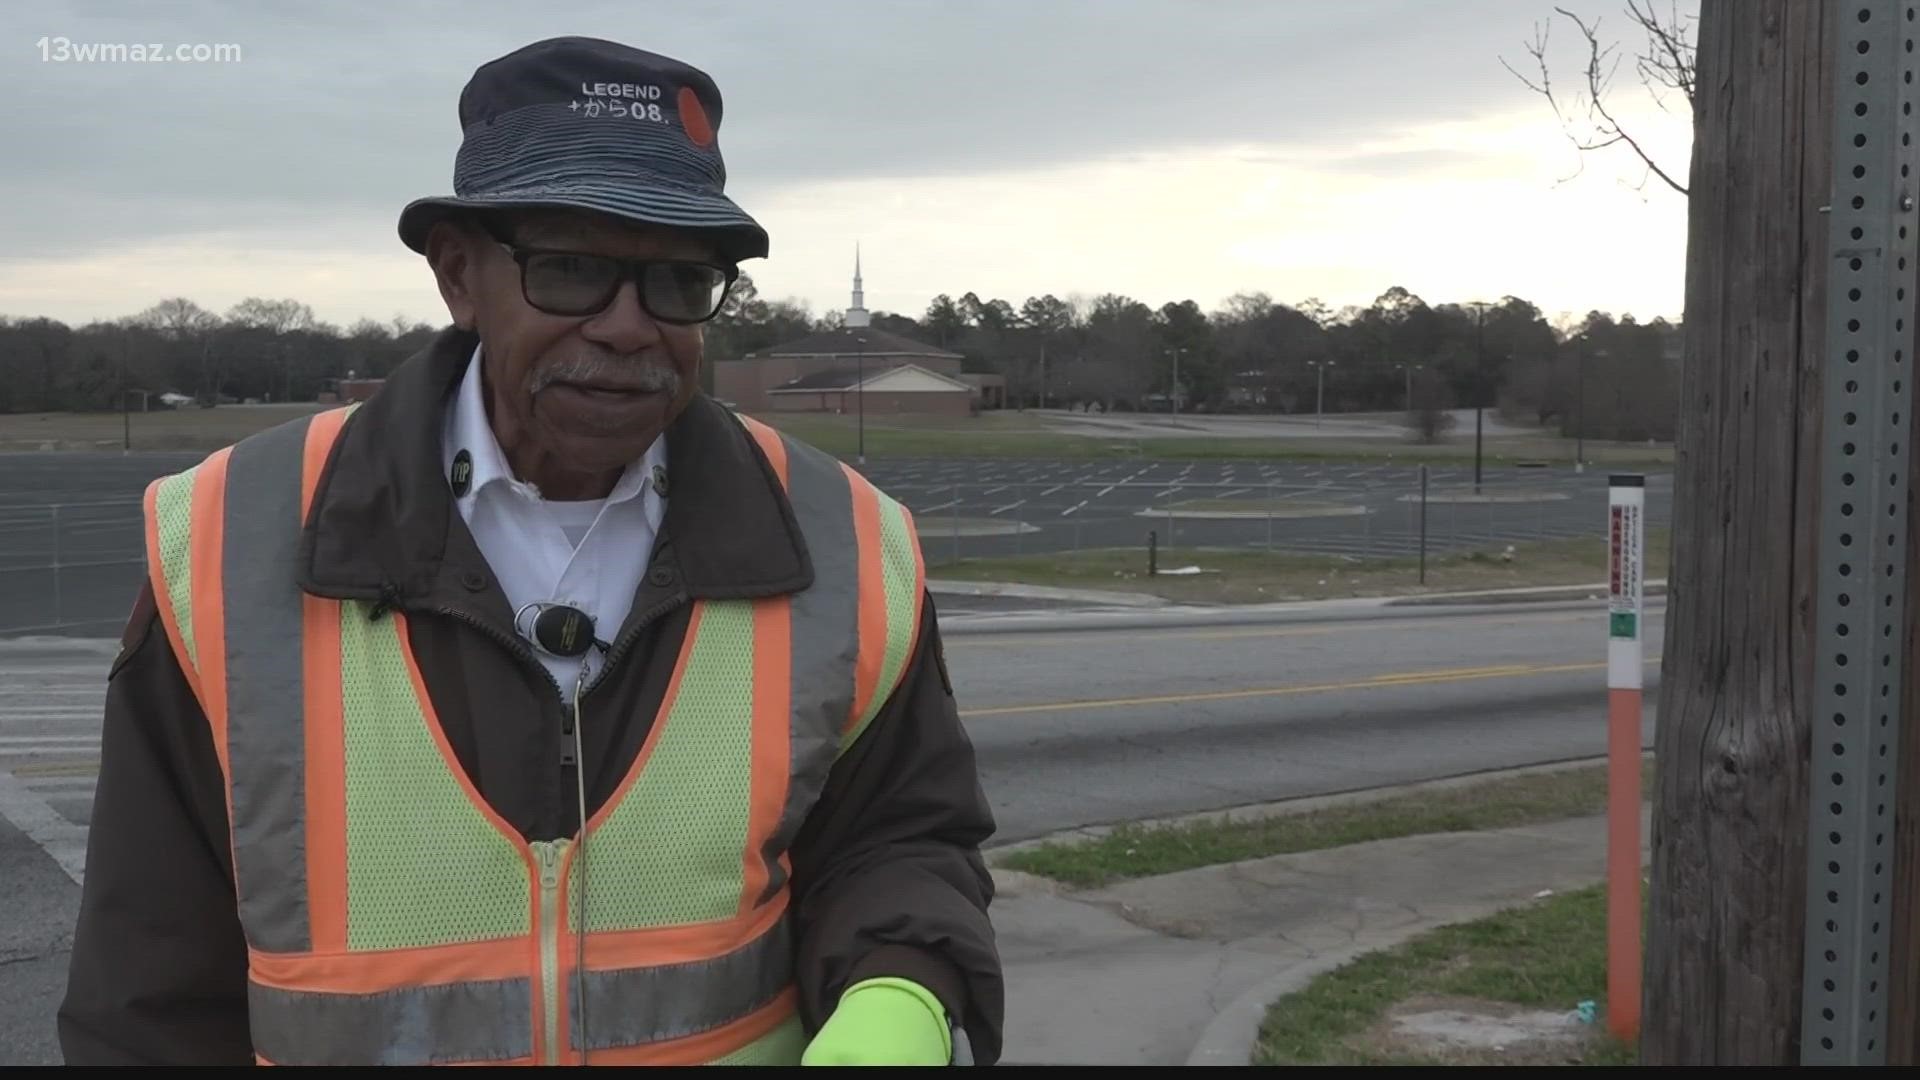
[
  {"xmin": 1474, "ymin": 307, "xmax": 1485, "ymax": 494},
  {"xmin": 51, "ymin": 506, "xmax": 62, "ymax": 628},
  {"xmin": 856, "ymin": 340, "xmax": 866, "ymax": 466},
  {"xmin": 1418, "ymin": 465, "xmax": 1428, "ymax": 585},
  {"xmin": 1576, "ymin": 347, "xmax": 1586, "ymax": 474},
  {"xmin": 1802, "ymin": 1, "xmax": 1914, "ymax": 1063},
  {"xmin": 1316, "ymin": 364, "xmax": 1324, "ymax": 429}
]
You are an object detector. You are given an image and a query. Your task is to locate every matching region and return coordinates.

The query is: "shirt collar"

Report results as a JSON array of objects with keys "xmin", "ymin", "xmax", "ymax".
[
  {"xmin": 443, "ymin": 341, "xmax": 667, "ymax": 511},
  {"xmin": 298, "ymin": 326, "xmax": 810, "ymax": 605}
]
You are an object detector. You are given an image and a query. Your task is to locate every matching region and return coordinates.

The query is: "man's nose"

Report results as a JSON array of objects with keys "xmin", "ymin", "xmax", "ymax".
[{"xmin": 580, "ymin": 279, "xmax": 665, "ymax": 353}]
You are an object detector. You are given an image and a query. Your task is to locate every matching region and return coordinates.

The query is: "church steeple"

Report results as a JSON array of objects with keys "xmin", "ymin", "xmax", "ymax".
[{"xmin": 845, "ymin": 243, "xmax": 870, "ymax": 328}]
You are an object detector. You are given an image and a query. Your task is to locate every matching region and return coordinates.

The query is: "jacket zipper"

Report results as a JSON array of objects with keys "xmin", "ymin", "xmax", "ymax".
[
  {"xmin": 578, "ymin": 590, "xmax": 684, "ymax": 704},
  {"xmin": 533, "ymin": 837, "xmax": 572, "ymax": 1065}
]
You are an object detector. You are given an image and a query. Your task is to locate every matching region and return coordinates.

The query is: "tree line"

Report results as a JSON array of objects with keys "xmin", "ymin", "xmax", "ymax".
[{"xmin": 0, "ymin": 282, "xmax": 1680, "ymax": 442}]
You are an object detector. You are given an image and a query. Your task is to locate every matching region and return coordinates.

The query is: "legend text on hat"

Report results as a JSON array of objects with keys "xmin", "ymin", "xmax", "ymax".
[{"xmin": 36, "ymin": 36, "xmax": 242, "ymax": 63}]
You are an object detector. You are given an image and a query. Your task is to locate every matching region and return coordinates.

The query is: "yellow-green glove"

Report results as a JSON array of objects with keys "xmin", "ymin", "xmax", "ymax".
[{"xmin": 801, "ymin": 976, "xmax": 952, "ymax": 1066}]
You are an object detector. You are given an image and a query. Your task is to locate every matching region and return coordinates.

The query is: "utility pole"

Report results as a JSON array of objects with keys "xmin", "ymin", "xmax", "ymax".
[
  {"xmin": 1644, "ymin": 0, "xmax": 1916, "ymax": 1065},
  {"xmin": 1468, "ymin": 301, "xmax": 1489, "ymax": 494}
]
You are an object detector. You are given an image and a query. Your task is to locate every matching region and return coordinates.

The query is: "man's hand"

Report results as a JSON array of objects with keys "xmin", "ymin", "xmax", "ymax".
[{"xmin": 801, "ymin": 977, "xmax": 952, "ymax": 1066}]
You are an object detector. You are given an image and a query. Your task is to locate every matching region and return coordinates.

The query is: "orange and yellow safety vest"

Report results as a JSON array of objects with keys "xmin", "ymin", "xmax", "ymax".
[{"xmin": 141, "ymin": 405, "xmax": 926, "ymax": 1065}]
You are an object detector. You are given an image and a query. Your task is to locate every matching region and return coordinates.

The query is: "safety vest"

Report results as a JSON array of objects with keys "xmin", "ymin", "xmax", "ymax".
[{"xmin": 140, "ymin": 404, "xmax": 927, "ymax": 1066}]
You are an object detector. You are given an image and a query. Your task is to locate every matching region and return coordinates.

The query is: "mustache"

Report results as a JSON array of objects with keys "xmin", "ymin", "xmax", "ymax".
[{"xmin": 525, "ymin": 353, "xmax": 682, "ymax": 396}]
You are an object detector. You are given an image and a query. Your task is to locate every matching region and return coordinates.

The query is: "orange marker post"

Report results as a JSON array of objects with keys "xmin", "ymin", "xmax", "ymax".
[{"xmin": 1605, "ymin": 474, "xmax": 1644, "ymax": 1043}]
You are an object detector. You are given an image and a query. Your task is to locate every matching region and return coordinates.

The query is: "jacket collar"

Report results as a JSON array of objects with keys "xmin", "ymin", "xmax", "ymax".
[{"xmin": 297, "ymin": 326, "xmax": 812, "ymax": 606}]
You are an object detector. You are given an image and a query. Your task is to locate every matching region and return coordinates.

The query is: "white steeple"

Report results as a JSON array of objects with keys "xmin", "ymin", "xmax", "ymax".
[{"xmin": 845, "ymin": 243, "xmax": 870, "ymax": 328}]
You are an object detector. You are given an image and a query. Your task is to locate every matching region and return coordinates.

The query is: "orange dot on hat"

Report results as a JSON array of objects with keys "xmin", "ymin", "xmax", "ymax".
[{"xmin": 680, "ymin": 87, "xmax": 714, "ymax": 147}]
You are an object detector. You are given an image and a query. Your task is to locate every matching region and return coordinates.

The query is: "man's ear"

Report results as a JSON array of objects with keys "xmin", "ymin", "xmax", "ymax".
[{"xmin": 425, "ymin": 219, "xmax": 482, "ymax": 331}]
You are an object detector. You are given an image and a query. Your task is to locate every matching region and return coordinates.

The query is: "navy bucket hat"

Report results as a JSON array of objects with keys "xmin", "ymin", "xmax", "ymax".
[{"xmin": 398, "ymin": 36, "xmax": 768, "ymax": 262}]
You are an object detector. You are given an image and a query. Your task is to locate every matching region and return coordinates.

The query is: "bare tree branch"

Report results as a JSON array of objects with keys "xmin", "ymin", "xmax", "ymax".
[{"xmin": 1501, "ymin": 3, "xmax": 1694, "ymax": 198}]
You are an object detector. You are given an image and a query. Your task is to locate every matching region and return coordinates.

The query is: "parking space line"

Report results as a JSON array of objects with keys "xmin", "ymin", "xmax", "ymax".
[
  {"xmin": 983, "ymin": 485, "xmax": 1008, "ymax": 496},
  {"xmin": 1219, "ymin": 488, "xmax": 1252, "ymax": 498},
  {"xmin": 1062, "ymin": 500, "xmax": 1089, "ymax": 516},
  {"xmin": 1041, "ymin": 483, "xmax": 1065, "ymax": 496},
  {"xmin": 991, "ymin": 500, "xmax": 1026, "ymax": 516},
  {"xmin": 920, "ymin": 500, "xmax": 959, "ymax": 513}
]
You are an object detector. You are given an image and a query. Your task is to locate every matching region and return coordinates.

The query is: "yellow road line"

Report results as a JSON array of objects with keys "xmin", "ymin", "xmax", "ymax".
[{"xmin": 960, "ymin": 657, "xmax": 1663, "ymax": 719}]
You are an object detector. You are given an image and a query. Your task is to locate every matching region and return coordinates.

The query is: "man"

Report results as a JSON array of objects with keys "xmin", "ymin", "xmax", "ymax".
[{"xmin": 57, "ymin": 36, "xmax": 1003, "ymax": 1067}]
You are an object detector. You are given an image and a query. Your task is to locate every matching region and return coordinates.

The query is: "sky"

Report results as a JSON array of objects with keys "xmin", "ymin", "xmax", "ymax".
[{"xmin": 0, "ymin": 0, "xmax": 1696, "ymax": 332}]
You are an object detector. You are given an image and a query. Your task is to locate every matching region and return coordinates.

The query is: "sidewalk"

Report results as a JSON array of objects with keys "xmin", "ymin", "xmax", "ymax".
[{"xmin": 988, "ymin": 806, "xmax": 1651, "ymax": 1066}]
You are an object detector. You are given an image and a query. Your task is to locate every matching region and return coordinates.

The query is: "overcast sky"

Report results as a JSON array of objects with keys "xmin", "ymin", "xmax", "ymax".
[{"xmin": 1, "ymin": 0, "xmax": 1695, "ymax": 331}]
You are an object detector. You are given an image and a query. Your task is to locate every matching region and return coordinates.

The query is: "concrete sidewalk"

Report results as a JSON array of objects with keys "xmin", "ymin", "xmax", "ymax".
[{"xmin": 988, "ymin": 806, "xmax": 1651, "ymax": 1066}]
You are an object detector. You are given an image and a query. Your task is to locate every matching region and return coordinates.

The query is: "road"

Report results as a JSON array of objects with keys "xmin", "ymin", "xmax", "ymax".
[
  {"xmin": 942, "ymin": 600, "xmax": 1662, "ymax": 841},
  {"xmin": 0, "ymin": 598, "xmax": 1659, "ymax": 1063}
]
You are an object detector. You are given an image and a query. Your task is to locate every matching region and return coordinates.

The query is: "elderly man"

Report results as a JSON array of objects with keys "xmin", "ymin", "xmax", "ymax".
[{"xmin": 57, "ymin": 36, "xmax": 1002, "ymax": 1067}]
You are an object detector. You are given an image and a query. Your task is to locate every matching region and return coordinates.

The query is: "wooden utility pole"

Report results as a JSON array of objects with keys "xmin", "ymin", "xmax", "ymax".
[
  {"xmin": 1646, "ymin": 0, "xmax": 1917, "ymax": 1064},
  {"xmin": 1642, "ymin": 0, "xmax": 1825, "ymax": 1063}
]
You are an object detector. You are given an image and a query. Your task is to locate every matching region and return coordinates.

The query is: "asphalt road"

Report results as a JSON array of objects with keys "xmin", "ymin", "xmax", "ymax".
[
  {"xmin": 0, "ymin": 599, "xmax": 1660, "ymax": 1063},
  {"xmin": 0, "ymin": 448, "xmax": 1672, "ymax": 637}
]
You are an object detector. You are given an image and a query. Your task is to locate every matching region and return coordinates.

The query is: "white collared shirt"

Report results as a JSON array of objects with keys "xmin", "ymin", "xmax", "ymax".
[{"xmin": 441, "ymin": 343, "xmax": 667, "ymax": 703}]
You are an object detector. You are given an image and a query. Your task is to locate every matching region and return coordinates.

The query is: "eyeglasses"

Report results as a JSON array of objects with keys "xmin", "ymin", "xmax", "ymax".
[{"xmin": 482, "ymin": 223, "xmax": 737, "ymax": 324}]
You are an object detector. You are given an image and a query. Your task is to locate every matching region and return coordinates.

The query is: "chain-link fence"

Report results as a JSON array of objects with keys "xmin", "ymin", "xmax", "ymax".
[
  {"xmin": 0, "ymin": 501, "xmax": 147, "ymax": 637},
  {"xmin": 0, "ymin": 468, "xmax": 1673, "ymax": 636},
  {"xmin": 885, "ymin": 468, "xmax": 1674, "ymax": 569}
]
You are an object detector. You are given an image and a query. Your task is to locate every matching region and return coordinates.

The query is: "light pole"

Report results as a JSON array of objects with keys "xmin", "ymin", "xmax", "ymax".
[
  {"xmin": 1575, "ymin": 345, "xmax": 1587, "ymax": 474},
  {"xmin": 1309, "ymin": 359, "xmax": 1334, "ymax": 428},
  {"xmin": 854, "ymin": 333, "xmax": 867, "ymax": 466},
  {"xmin": 1168, "ymin": 347, "xmax": 1185, "ymax": 413},
  {"xmin": 1467, "ymin": 302, "xmax": 1492, "ymax": 494},
  {"xmin": 1395, "ymin": 360, "xmax": 1421, "ymax": 414}
]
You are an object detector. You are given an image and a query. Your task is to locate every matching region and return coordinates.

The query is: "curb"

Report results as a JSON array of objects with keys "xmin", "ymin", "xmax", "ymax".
[
  {"xmin": 983, "ymin": 752, "xmax": 1649, "ymax": 857},
  {"xmin": 1182, "ymin": 892, "xmax": 1587, "ymax": 1066},
  {"xmin": 1132, "ymin": 505, "xmax": 1369, "ymax": 521},
  {"xmin": 927, "ymin": 579, "xmax": 1170, "ymax": 608},
  {"xmin": 1383, "ymin": 579, "xmax": 1668, "ymax": 607}
]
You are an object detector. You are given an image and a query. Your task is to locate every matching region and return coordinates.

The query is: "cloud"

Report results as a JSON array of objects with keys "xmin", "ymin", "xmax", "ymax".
[{"xmin": 0, "ymin": 0, "xmax": 1696, "ymax": 325}]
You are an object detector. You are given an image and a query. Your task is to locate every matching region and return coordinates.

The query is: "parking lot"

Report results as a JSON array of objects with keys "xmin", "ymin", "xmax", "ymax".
[{"xmin": 0, "ymin": 451, "xmax": 1672, "ymax": 636}]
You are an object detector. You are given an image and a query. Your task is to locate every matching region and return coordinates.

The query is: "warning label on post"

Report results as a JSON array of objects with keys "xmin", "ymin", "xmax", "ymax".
[{"xmin": 1609, "ymin": 503, "xmax": 1641, "ymax": 639}]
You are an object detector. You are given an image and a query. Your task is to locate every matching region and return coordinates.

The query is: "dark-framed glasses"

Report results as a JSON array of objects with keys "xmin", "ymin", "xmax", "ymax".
[{"xmin": 482, "ymin": 222, "xmax": 737, "ymax": 324}]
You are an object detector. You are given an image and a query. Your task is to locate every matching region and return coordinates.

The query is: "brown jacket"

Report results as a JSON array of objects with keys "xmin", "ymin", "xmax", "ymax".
[{"xmin": 56, "ymin": 328, "xmax": 1003, "ymax": 1065}]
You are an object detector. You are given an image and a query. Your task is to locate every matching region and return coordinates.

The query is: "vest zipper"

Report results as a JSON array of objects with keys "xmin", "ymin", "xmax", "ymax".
[{"xmin": 533, "ymin": 837, "xmax": 572, "ymax": 1065}]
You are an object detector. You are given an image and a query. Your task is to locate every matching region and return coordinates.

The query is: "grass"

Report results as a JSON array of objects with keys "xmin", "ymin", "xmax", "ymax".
[
  {"xmin": 930, "ymin": 528, "xmax": 1672, "ymax": 605},
  {"xmin": 0, "ymin": 405, "xmax": 327, "ymax": 451},
  {"xmin": 996, "ymin": 760, "xmax": 1650, "ymax": 889},
  {"xmin": 1252, "ymin": 882, "xmax": 1640, "ymax": 1065}
]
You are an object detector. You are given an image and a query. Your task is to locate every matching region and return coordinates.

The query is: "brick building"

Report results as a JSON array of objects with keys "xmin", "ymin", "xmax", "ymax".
[{"xmin": 713, "ymin": 251, "xmax": 1002, "ymax": 415}]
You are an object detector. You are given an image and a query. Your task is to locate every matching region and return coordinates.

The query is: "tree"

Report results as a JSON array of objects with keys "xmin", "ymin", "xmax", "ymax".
[
  {"xmin": 1503, "ymin": 1, "xmax": 1697, "ymax": 196},
  {"xmin": 1641, "ymin": 0, "xmax": 1825, "ymax": 1063}
]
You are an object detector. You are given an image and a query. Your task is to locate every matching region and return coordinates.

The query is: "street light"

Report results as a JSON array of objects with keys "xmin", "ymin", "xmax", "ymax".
[
  {"xmin": 1467, "ymin": 301, "xmax": 1493, "ymax": 494},
  {"xmin": 854, "ymin": 333, "xmax": 867, "ymax": 466},
  {"xmin": 1308, "ymin": 359, "xmax": 1334, "ymax": 428},
  {"xmin": 1168, "ymin": 347, "xmax": 1185, "ymax": 413}
]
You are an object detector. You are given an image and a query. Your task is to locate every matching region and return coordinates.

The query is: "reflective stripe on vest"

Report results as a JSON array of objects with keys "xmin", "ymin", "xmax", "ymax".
[{"xmin": 142, "ymin": 406, "xmax": 925, "ymax": 1066}]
